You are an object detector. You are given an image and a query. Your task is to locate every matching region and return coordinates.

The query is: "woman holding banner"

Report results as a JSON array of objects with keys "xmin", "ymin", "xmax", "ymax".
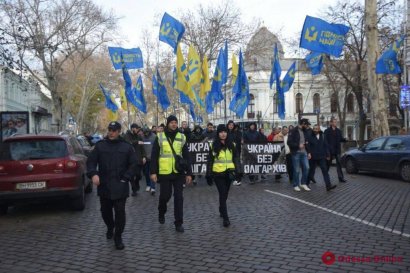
[{"xmin": 206, "ymin": 124, "xmax": 241, "ymax": 227}]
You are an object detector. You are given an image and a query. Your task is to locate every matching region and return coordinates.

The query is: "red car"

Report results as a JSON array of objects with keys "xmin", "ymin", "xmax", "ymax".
[{"xmin": 0, "ymin": 134, "xmax": 92, "ymax": 214}]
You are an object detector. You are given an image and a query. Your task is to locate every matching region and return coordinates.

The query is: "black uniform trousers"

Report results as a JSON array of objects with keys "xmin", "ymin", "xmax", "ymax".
[
  {"xmin": 286, "ymin": 154, "xmax": 293, "ymax": 182},
  {"xmin": 214, "ymin": 173, "xmax": 231, "ymax": 220},
  {"xmin": 308, "ymin": 158, "xmax": 331, "ymax": 188},
  {"xmin": 130, "ymin": 165, "xmax": 142, "ymax": 193},
  {"xmin": 100, "ymin": 197, "xmax": 126, "ymax": 236},
  {"xmin": 327, "ymin": 154, "xmax": 344, "ymax": 180},
  {"xmin": 158, "ymin": 175, "xmax": 184, "ymax": 226}
]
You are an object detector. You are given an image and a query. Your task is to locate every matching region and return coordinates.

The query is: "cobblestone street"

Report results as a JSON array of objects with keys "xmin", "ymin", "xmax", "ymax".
[{"xmin": 1, "ymin": 169, "xmax": 410, "ymax": 273}]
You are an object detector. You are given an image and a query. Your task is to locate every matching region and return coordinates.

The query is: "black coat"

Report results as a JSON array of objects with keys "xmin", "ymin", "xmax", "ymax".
[
  {"xmin": 307, "ymin": 132, "xmax": 330, "ymax": 160},
  {"xmin": 87, "ymin": 137, "xmax": 138, "ymax": 200},
  {"xmin": 123, "ymin": 130, "xmax": 146, "ymax": 165},
  {"xmin": 324, "ymin": 127, "xmax": 346, "ymax": 155},
  {"xmin": 227, "ymin": 129, "xmax": 242, "ymax": 151},
  {"xmin": 287, "ymin": 127, "xmax": 311, "ymax": 155}
]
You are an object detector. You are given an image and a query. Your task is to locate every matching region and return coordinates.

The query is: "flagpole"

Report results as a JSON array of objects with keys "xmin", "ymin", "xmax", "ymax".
[
  {"xmin": 126, "ymin": 101, "xmax": 131, "ymax": 128},
  {"xmin": 224, "ymin": 84, "xmax": 227, "ymax": 124}
]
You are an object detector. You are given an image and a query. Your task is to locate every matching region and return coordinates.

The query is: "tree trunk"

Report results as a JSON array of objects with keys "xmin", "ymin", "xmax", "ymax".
[{"xmin": 365, "ymin": 0, "xmax": 390, "ymax": 137}]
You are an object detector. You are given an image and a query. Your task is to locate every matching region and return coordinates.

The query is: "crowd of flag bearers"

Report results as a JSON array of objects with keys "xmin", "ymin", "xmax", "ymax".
[{"xmin": 89, "ymin": 10, "xmax": 403, "ymax": 250}]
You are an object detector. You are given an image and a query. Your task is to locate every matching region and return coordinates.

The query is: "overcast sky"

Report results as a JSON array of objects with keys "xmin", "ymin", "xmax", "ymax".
[{"xmin": 96, "ymin": 0, "xmax": 350, "ymax": 54}]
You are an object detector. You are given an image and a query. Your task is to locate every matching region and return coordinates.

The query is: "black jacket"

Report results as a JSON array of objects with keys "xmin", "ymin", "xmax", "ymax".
[
  {"xmin": 307, "ymin": 132, "xmax": 329, "ymax": 160},
  {"xmin": 86, "ymin": 137, "xmax": 138, "ymax": 200},
  {"xmin": 227, "ymin": 129, "xmax": 242, "ymax": 151},
  {"xmin": 287, "ymin": 126, "xmax": 311, "ymax": 155},
  {"xmin": 190, "ymin": 126, "xmax": 205, "ymax": 141},
  {"xmin": 123, "ymin": 130, "xmax": 146, "ymax": 165},
  {"xmin": 324, "ymin": 127, "xmax": 346, "ymax": 155},
  {"xmin": 150, "ymin": 129, "xmax": 192, "ymax": 176}
]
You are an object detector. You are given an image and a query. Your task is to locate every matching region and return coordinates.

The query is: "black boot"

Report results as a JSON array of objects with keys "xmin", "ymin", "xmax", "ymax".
[
  {"xmin": 114, "ymin": 235, "xmax": 124, "ymax": 250},
  {"xmin": 223, "ymin": 218, "xmax": 230, "ymax": 227},
  {"xmin": 106, "ymin": 228, "xmax": 114, "ymax": 239},
  {"xmin": 175, "ymin": 225, "xmax": 185, "ymax": 233},
  {"xmin": 159, "ymin": 214, "xmax": 165, "ymax": 224}
]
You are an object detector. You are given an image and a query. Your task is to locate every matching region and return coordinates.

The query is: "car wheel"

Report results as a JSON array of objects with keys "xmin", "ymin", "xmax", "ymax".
[
  {"xmin": 0, "ymin": 204, "xmax": 8, "ymax": 215},
  {"xmin": 400, "ymin": 162, "xmax": 410, "ymax": 182},
  {"xmin": 345, "ymin": 157, "xmax": 358, "ymax": 174},
  {"xmin": 71, "ymin": 183, "xmax": 85, "ymax": 211},
  {"xmin": 85, "ymin": 177, "xmax": 93, "ymax": 194}
]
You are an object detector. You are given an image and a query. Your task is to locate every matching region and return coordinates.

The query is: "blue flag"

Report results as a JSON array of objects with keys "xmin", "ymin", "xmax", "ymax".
[
  {"xmin": 229, "ymin": 50, "xmax": 250, "ymax": 117},
  {"xmin": 206, "ymin": 48, "xmax": 225, "ymax": 113},
  {"xmin": 277, "ymin": 83, "xmax": 285, "ymax": 120},
  {"xmin": 281, "ymin": 62, "xmax": 296, "ymax": 93},
  {"xmin": 153, "ymin": 69, "xmax": 170, "ymax": 110},
  {"xmin": 269, "ymin": 44, "xmax": 282, "ymax": 89},
  {"xmin": 132, "ymin": 76, "xmax": 147, "ymax": 114},
  {"xmin": 300, "ymin": 15, "xmax": 350, "ymax": 57},
  {"xmin": 159, "ymin": 12, "xmax": 185, "ymax": 53},
  {"xmin": 99, "ymin": 83, "xmax": 118, "ymax": 112},
  {"xmin": 376, "ymin": 36, "xmax": 405, "ymax": 74},
  {"xmin": 305, "ymin": 52, "xmax": 324, "ymax": 75},
  {"xmin": 222, "ymin": 40, "xmax": 228, "ymax": 85},
  {"xmin": 121, "ymin": 55, "xmax": 134, "ymax": 105},
  {"xmin": 109, "ymin": 47, "xmax": 143, "ymax": 70}
]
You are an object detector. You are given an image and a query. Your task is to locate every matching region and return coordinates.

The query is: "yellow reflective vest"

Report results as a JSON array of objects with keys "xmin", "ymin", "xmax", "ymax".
[
  {"xmin": 158, "ymin": 132, "xmax": 186, "ymax": 175},
  {"xmin": 212, "ymin": 145, "xmax": 235, "ymax": 173}
]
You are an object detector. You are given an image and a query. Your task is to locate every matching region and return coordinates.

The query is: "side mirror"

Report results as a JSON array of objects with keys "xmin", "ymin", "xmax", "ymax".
[{"xmin": 360, "ymin": 144, "xmax": 367, "ymax": 152}]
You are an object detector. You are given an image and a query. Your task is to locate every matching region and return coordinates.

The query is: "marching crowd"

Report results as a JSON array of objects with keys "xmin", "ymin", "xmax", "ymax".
[{"xmin": 86, "ymin": 115, "xmax": 347, "ymax": 250}]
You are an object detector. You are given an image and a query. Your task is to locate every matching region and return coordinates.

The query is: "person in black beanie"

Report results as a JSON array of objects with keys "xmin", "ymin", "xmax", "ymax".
[
  {"xmin": 206, "ymin": 124, "xmax": 241, "ymax": 227},
  {"xmin": 150, "ymin": 115, "xmax": 192, "ymax": 232}
]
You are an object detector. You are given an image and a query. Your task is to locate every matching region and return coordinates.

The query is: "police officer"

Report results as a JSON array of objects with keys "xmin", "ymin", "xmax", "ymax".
[
  {"xmin": 150, "ymin": 115, "xmax": 192, "ymax": 233},
  {"xmin": 87, "ymin": 121, "xmax": 138, "ymax": 250},
  {"xmin": 206, "ymin": 124, "xmax": 241, "ymax": 227}
]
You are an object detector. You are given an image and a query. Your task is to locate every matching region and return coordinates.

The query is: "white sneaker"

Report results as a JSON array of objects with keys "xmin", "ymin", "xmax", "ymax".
[
  {"xmin": 145, "ymin": 186, "xmax": 151, "ymax": 192},
  {"xmin": 301, "ymin": 184, "xmax": 311, "ymax": 191},
  {"xmin": 294, "ymin": 186, "xmax": 301, "ymax": 192},
  {"xmin": 150, "ymin": 188, "xmax": 156, "ymax": 195},
  {"xmin": 232, "ymin": 181, "xmax": 241, "ymax": 186}
]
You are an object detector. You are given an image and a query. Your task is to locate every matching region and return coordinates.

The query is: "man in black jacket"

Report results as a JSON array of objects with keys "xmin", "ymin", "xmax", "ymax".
[
  {"xmin": 227, "ymin": 120, "xmax": 242, "ymax": 186},
  {"xmin": 324, "ymin": 117, "xmax": 347, "ymax": 183},
  {"xmin": 287, "ymin": 118, "xmax": 311, "ymax": 191},
  {"xmin": 87, "ymin": 121, "xmax": 138, "ymax": 250},
  {"xmin": 150, "ymin": 115, "xmax": 192, "ymax": 233},
  {"xmin": 123, "ymin": 123, "xmax": 146, "ymax": 196},
  {"xmin": 307, "ymin": 124, "xmax": 337, "ymax": 191}
]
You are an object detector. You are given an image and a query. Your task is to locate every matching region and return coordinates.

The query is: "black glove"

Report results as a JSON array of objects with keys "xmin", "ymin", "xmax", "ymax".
[{"xmin": 206, "ymin": 175, "xmax": 213, "ymax": 186}]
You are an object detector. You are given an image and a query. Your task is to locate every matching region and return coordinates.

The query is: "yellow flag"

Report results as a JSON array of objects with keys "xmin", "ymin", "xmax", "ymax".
[
  {"xmin": 119, "ymin": 88, "xmax": 127, "ymax": 110},
  {"xmin": 188, "ymin": 45, "xmax": 201, "ymax": 87},
  {"xmin": 176, "ymin": 44, "xmax": 195, "ymax": 101},
  {"xmin": 200, "ymin": 56, "xmax": 211, "ymax": 101},
  {"xmin": 107, "ymin": 110, "xmax": 118, "ymax": 121},
  {"xmin": 231, "ymin": 53, "xmax": 238, "ymax": 85}
]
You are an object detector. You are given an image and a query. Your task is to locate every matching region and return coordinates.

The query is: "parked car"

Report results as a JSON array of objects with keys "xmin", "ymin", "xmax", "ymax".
[
  {"xmin": 76, "ymin": 135, "xmax": 93, "ymax": 156},
  {"xmin": 91, "ymin": 134, "xmax": 103, "ymax": 144},
  {"xmin": 342, "ymin": 136, "xmax": 410, "ymax": 182},
  {"xmin": 0, "ymin": 134, "xmax": 92, "ymax": 214}
]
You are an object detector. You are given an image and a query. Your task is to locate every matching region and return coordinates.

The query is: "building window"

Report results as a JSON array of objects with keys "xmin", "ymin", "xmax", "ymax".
[
  {"xmin": 347, "ymin": 126, "xmax": 354, "ymax": 140},
  {"xmin": 247, "ymin": 94, "xmax": 255, "ymax": 119},
  {"xmin": 389, "ymin": 94, "xmax": 397, "ymax": 117},
  {"xmin": 313, "ymin": 93, "xmax": 320, "ymax": 113},
  {"xmin": 347, "ymin": 93, "xmax": 355, "ymax": 113},
  {"xmin": 331, "ymin": 93, "xmax": 337, "ymax": 113},
  {"xmin": 296, "ymin": 93, "xmax": 303, "ymax": 114},
  {"xmin": 273, "ymin": 94, "xmax": 278, "ymax": 113}
]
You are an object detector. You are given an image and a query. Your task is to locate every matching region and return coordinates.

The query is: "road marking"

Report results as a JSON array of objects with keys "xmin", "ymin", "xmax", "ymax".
[{"xmin": 265, "ymin": 189, "xmax": 410, "ymax": 238}]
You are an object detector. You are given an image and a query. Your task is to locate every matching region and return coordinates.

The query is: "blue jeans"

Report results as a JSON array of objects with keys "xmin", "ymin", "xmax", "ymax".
[
  {"xmin": 143, "ymin": 161, "xmax": 155, "ymax": 189},
  {"xmin": 291, "ymin": 152, "xmax": 309, "ymax": 187}
]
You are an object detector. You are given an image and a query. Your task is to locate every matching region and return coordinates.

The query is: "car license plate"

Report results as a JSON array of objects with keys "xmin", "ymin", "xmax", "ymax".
[{"xmin": 16, "ymin": 182, "xmax": 46, "ymax": 190}]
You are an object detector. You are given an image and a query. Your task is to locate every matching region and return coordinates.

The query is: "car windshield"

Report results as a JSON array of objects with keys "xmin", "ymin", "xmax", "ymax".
[{"xmin": 0, "ymin": 139, "xmax": 67, "ymax": 161}]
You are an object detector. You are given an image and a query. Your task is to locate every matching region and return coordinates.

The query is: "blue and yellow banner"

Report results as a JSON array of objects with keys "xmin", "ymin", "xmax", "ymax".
[
  {"xmin": 300, "ymin": 16, "xmax": 349, "ymax": 57},
  {"xmin": 132, "ymin": 76, "xmax": 147, "ymax": 114},
  {"xmin": 159, "ymin": 12, "xmax": 185, "ymax": 53},
  {"xmin": 376, "ymin": 35, "xmax": 405, "ymax": 74},
  {"xmin": 206, "ymin": 48, "xmax": 225, "ymax": 113},
  {"xmin": 281, "ymin": 61, "xmax": 296, "ymax": 93},
  {"xmin": 269, "ymin": 44, "xmax": 281, "ymax": 89},
  {"xmin": 99, "ymin": 83, "xmax": 119, "ymax": 113},
  {"xmin": 153, "ymin": 69, "xmax": 170, "ymax": 110},
  {"xmin": 229, "ymin": 50, "xmax": 250, "ymax": 118},
  {"xmin": 305, "ymin": 52, "xmax": 324, "ymax": 75},
  {"xmin": 109, "ymin": 47, "xmax": 143, "ymax": 70}
]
